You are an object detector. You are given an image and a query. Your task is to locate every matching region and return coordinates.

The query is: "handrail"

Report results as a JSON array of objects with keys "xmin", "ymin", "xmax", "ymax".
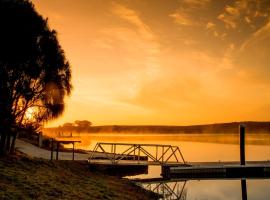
[{"xmin": 88, "ymin": 142, "xmax": 186, "ymax": 165}]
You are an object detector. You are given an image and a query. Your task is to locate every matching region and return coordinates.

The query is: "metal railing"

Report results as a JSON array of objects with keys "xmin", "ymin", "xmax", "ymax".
[{"xmin": 88, "ymin": 142, "xmax": 185, "ymax": 165}]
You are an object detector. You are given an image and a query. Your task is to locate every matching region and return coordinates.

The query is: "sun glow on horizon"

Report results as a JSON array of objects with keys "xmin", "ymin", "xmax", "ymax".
[{"xmin": 24, "ymin": 107, "xmax": 36, "ymax": 121}]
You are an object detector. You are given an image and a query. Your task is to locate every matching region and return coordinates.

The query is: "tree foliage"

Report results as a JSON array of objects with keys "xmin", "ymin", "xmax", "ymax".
[
  {"xmin": 0, "ymin": 0, "xmax": 72, "ymax": 154},
  {"xmin": 60, "ymin": 120, "xmax": 92, "ymax": 132},
  {"xmin": 74, "ymin": 120, "xmax": 92, "ymax": 128}
]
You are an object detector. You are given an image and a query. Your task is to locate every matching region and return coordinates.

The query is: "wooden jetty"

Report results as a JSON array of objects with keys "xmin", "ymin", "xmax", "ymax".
[
  {"xmin": 88, "ymin": 125, "xmax": 270, "ymax": 179},
  {"xmin": 88, "ymin": 142, "xmax": 186, "ymax": 165},
  {"xmin": 88, "ymin": 142, "xmax": 270, "ymax": 178},
  {"xmin": 88, "ymin": 142, "xmax": 186, "ymax": 174}
]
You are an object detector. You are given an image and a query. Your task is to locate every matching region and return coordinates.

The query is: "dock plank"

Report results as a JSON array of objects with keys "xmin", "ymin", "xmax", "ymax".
[{"xmin": 162, "ymin": 161, "xmax": 270, "ymax": 179}]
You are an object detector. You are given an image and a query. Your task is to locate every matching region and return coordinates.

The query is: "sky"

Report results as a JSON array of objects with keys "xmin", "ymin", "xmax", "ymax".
[{"xmin": 32, "ymin": 0, "xmax": 270, "ymax": 126}]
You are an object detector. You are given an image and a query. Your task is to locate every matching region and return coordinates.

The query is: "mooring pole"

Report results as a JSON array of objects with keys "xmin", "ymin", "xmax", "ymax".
[{"xmin": 240, "ymin": 124, "xmax": 246, "ymax": 165}]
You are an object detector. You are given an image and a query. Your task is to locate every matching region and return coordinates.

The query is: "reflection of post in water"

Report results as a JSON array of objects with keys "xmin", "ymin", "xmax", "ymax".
[
  {"xmin": 241, "ymin": 179, "xmax": 247, "ymax": 200},
  {"xmin": 240, "ymin": 125, "xmax": 247, "ymax": 200},
  {"xmin": 140, "ymin": 180, "xmax": 187, "ymax": 200},
  {"xmin": 240, "ymin": 125, "xmax": 246, "ymax": 165}
]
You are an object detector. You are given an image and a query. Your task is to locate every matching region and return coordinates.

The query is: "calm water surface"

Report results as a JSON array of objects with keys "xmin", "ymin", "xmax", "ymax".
[{"xmin": 45, "ymin": 132, "xmax": 270, "ymax": 199}]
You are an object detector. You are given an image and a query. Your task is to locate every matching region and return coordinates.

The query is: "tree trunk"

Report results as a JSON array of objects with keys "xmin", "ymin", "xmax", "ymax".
[
  {"xmin": 10, "ymin": 132, "xmax": 17, "ymax": 154},
  {"xmin": 0, "ymin": 109, "xmax": 6, "ymax": 155},
  {"xmin": 5, "ymin": 134, "xmax": 11, "ymax": 153},
  {"xmin": 0, "ymin": 118, "xmax": 14, "ymax": 155},
  {"xmin": 0, "ymin": 132, "xmax": 7, "ymax": 155}
]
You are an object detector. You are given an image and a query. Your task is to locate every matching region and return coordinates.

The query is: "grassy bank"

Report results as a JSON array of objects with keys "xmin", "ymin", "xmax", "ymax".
[{"xmin": 0, "ymin": 154, "xmax": 157, "ymax": 200}]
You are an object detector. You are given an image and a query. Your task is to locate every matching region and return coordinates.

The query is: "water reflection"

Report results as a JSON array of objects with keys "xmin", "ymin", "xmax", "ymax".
[
  {"xmin": 139, "ymin": 180, "xmax": 187, "ymax": 200},
  {"xmin": 241, "ymin": 179, "xmax": 247, "ymax": 200},
  {"xmin": 138, "ymin": 178, "xmax": 270, "ymax": 200}
]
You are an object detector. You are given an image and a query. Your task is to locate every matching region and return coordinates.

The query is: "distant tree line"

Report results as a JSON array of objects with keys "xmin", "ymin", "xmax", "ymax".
[
  {"xmin": 55, "ymin": 120, "xmax": 92, "ymax": 132},
  {"xmin": 45, "ymin": 122, "xmax": 270, "ymax": 134}
]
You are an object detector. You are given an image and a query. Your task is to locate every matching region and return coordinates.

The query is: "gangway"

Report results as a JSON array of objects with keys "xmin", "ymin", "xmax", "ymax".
[{"xmin": 88, "ymin": 142, "xmax": 186, "ymax": 166}]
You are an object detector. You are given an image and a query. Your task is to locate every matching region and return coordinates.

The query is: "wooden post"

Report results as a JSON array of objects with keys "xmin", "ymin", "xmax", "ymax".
[
  {"xmin": 240, "ymin": 125, "xmax": 246, "ymax": 165},
  {"xmin": 133, "ymin": 145, "xmax": 136, "ymax": 160},
  {"xmin": 72, "ymin": 142, "xmax": 75, "ymax": 161},
  {"xmin": 138, "ymin": 145, "xmax": 140, "ymax": 161},
  {"xmin": 56, "ymin": 142, "xmax": 59, "ymax": 160},
  {"xmin": 156, "ymin": 146, "xmax": 158, "ymax": 161},
  {"xmin": 162, "ymin": 146, "xmax": 164, "ymax": 163},
  {"xmin": 50, "ymin": 138, "xmax": 54, "ymax": 160},
  {"xmin": 113, "ymin": 144, "xmax": 116, "ymax": 164}
]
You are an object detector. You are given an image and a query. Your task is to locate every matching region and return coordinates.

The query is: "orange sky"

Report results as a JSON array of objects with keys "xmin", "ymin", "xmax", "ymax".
[{"xmin": 32, "ymin": 0, "xmax": 270, "ymax": 126}]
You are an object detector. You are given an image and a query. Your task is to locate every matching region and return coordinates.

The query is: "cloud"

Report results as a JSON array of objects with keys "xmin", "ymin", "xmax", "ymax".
[
  {"xmin": 206, "ymin": 22, "xmax": 215, "ymax": 29},
  {"xmin": 240, "ymin": 20, "xmax": 270, "ymax": 50},
  {"xmin": 109, "ymin": 2, "xmax": 161, "ymax": 80},
  {"xmin": 111, "ymin": 2, "xmax": 155, "ymax": 40},
  {"xmin": 36, "ymin": 0, "xmax": 270, "ymax": 125},
  {"xmin": 169, "ymin": 0, "xmax": 211, "ymax": 27},
  {"xmin": 244, "ymin": 16, "xmax": 251, "ymax": 24},
  {"xmin": 235, "ymin": 20, "xmax": 270, "ymax": 83},
  {"xmin": 217, "ymin": 0, "xmax": 268, "ymax": 29},
  {"xmin": 169, "ymin": 12, "xmax": 194, "ymax": 26},
  {"xmin": 225, "ymin": 5, "xmax": 240, "ymax": 16},
  {"xmin": 218, "ymin": 13, "xmax": 237, "ymax": 29},
  {"xmin": 128, "ymin": 48, "xmax": 226, "ymax": 108},
  {"xmin": 110, "ymin": 0, "xmax": 269, "ymax": 123},
  {"xmin": 183, "ymin": 0, "xmax": 210, "ymax": 8}
]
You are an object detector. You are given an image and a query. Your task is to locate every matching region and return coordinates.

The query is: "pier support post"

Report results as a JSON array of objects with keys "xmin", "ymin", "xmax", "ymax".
[{"xmin": 240, "ymin": 125, "xmax": 246, "ymax": 165}]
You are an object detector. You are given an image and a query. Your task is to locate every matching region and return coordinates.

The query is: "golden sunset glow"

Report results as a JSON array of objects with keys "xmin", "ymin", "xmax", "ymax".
[
  {"xmin": 31, "ymin": 0, "xmax": 270, "ymax": 126},
  {"xmin": 25, "ymin": 107, "xmax": 35, "ymax": 120}
]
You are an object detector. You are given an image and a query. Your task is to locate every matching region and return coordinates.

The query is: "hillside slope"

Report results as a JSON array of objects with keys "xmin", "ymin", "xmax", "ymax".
[{"xmin": 0, "ymin": 155, "xmax": 157, "ymax": 200}]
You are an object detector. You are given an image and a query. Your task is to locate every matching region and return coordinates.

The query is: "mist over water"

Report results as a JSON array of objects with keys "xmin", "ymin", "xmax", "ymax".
[{"xmin": 43, "ymin": 131, "xmax": 270, "ymax": 161}]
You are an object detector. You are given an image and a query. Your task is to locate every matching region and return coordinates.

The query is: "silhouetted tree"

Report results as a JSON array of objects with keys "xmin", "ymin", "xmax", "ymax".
[
  {"xmin": 63, "ymin": 123, "xmax": 74, "ymax": 128},
  {"xmin": 74, "ymin": 120, "xmax": 92, "ymax": 132},
  {"xmin": 62, "ymin": 122, "xmax": 74, "ymax": 132},
  {"xmin": 74, "ymin": 120, "xmax": 92, "ymax": 128},
  {"xmin": 0, "ymin": 0, "xmax": 72, "ymax": 154}
]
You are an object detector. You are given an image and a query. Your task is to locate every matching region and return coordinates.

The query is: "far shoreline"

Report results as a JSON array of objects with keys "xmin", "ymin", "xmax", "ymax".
[{"xmin": 44, "ymin": 121, "xmax": 270, "ymax": 135}]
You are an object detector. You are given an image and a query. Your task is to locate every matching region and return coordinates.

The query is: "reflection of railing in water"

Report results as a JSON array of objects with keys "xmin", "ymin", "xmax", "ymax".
[
  {"xmin": 88, "ymin": 142, "xmax": 186, "ymax": 165},
  {"xmin": 138, "ymin": 178, "xmax": 250, "ymax": 200},
  {"xmin": 138, "ymin": 180, "xmax": 187, "ymax": 200}
]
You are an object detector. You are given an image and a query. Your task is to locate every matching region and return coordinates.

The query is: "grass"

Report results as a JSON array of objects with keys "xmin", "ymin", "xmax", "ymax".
[{"xmin": 0, "ymin": 153, "xmax": 158, "ymax": 200}]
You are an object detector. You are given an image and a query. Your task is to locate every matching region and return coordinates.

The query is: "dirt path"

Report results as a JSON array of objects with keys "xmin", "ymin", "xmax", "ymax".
[{"xmin": 15, "ymin": 139, "xmax": 91, "ymax": 160}]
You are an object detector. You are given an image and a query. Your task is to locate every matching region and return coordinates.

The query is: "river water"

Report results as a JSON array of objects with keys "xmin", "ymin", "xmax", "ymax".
[{"xmin": 47, "ymin": 132, "xmax": 270, "ymax": 199}]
